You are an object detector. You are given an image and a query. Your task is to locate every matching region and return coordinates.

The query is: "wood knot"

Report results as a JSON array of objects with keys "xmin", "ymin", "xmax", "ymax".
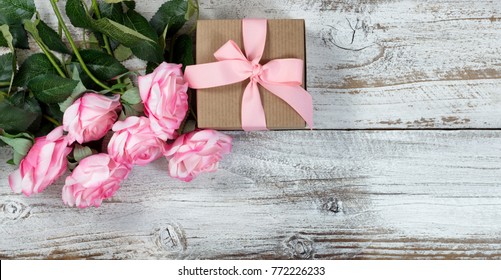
[
  {"xmin": 154, "ymin": 224, "xmax": 187, "ymax": 253},
  {"xmin": 285, "ymin": 235, "xmax": 314, "ymax": 259},
  {"xmin": 323, "ymin": 197, "xmax": 342, "ymax": 213},
  {"xmin": 324, "ymin": 17, "xmax": 376, "ymax": 51},
  {"xmin": 2, "ymin": 200, "xmax": 31, "ymax": 220}
]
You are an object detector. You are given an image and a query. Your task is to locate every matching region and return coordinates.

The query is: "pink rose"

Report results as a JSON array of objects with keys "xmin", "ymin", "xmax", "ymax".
[
  {"xmin": 138, "ymin": 62, "xmax": 188, "ymax": 141},
  {"xmin": 108, "ymin": 116, "xmax": 166, "ymax": 166},
  {"xmin": 8, "ymin": 127, "xmax": 71, "ymax": 196},
  {"xmin": 62, "ymin": 153, "xmax": 131, "ymax": 208},
  {"xmin": 165, "ymin": 130, "xmax": 232, "ymax": 182},
  {"xmin": 63, "ymin": 92, "xmax": 121, "ymax": 144}
]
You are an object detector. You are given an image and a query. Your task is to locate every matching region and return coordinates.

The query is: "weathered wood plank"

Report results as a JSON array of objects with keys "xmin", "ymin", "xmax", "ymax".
[
  {"xmin": 1, "ymin": 130, "xmax": 501, "ymax": 259},
  {"xmin": 25, "ymin": 0, "xmax": 501, "ymax": 129}
]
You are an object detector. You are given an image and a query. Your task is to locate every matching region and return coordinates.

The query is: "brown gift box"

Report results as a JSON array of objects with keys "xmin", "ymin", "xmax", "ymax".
[{"xmin": 195, "ymin": 19, "xmax": 307, "ymax": 130}]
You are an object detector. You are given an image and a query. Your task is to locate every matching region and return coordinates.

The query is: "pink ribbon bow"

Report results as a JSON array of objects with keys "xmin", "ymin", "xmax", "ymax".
[{"xmin": 184, "ymin": 19, "xmax": 313, "ymax": 131}]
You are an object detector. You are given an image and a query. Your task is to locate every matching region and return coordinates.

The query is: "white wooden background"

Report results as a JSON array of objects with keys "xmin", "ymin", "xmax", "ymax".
[{"xmin": 1, "ymin": 0, "xmax": 501, "ymax": 259}]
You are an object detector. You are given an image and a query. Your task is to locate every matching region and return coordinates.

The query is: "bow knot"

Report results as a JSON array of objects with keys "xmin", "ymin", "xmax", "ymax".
[
  {"xmin": 184, "ymin": 19, "xmax": 313, "ymax": 131},
  {"xmin": 251, "ymin": 63, "xmax": 263, "ymax": 80}
]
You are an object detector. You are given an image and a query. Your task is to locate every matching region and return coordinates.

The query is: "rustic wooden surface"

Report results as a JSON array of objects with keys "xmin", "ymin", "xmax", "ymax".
[{"xmin": 1, "ymin": 0, "xmax": 501, "ymax": 259}]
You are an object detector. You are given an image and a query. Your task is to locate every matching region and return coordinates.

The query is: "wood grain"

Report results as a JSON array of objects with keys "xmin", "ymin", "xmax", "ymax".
[
  {"xmin": 1, "ymin": 0, "xmax": 501, "ymax": 260},
  {"xmin": 2, "ymin": 130, "xmax": 501, "ymax": 259},
  {"xmin": 29, "ymin": 0, "xmax": 501, "ymax": 129}
]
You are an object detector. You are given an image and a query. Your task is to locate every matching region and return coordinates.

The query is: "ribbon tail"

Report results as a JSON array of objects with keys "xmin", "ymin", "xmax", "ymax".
[
  {"xmin": 243, "ymin": 19, "xmax": 267, "ymax": 63},
  {"xmin": 241, "ymin": 80, "xmax": 268, "ymax": 131},
  {"xmin": 260, "ymin": 82, "xmax": 314, "ymax": 129}
]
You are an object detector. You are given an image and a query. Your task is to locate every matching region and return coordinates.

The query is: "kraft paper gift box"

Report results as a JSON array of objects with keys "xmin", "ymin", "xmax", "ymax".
[{"xmin": 192, "ymin": 19, "xmax": 309, "ymax": 130}]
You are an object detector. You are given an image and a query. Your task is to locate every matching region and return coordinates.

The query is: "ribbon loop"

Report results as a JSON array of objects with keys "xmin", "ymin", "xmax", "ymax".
[
  {"xmin": 261, "ymin": 59, "xmax": 304, "ymax": 85},
  {"xmin": 184, "ymin": 60, "xmax": 251, "ymax": 89},
  {"xmin": 214, "ymin": 40, "xmax": 247, "ymax": 61},
  {"xmin": 184, "ymin": 19, "xmax": 313, "ymax": 131}
]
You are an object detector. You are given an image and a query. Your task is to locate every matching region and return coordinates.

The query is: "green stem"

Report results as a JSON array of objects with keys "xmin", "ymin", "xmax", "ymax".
[
  {"xmin": 82, "ymin": 29, "xmax": 87, "ymax": 48},
  {"xmin": 43, "ymin": 115, "xmax": 61, "ymax": 126},
  {"xmin": 90, "ymin": 0, "xmax": 124, "ymax": 93},
  {"xmin": 37, "ymin": 41, "xmax": 66, "ymax": 78},
  {"xmin": 91, "ymin": 0, "xmax": 113, "ymax": 56},
  {"xmin": 0, "ymin": 82, "xmax": 10, "ymax": 87},
  {"xmin": 49, "ymin": 0, "xmax": 111, "ymax": 91},
  {"xmin": 57, "ymin": 22, "xmax": 70, "ymax": 77}
]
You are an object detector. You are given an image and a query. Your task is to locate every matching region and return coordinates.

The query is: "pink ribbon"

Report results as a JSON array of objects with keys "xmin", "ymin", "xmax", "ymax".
[{"xmin": 184, "ymin": 19, "xmax": 313, "ymax": 131}]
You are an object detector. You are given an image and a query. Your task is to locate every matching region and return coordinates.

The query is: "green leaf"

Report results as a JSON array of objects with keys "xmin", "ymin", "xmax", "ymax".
[
  {"xmin": 44, "ymin": 103, "xmax": 64, "ymax": 123},
  {"xmin": 182, "ymin": 119, "xmax": 196, "ymax": 134},
  {"xmin": 28, "ymin": 74, "xmax": 79, "ymax": 104},
  {"xmin": 66, "ymin": 1, "xmax": 154, "ymax": 52},
  {"xmin": 99, "ymin": 2, "xmax": 123, "ymax": 23},
  {"xmin": 0, "ymin": 0, "xmax": 36, "ymax": 25},
  {"xmin": 0, "ymin": 25, "xmax": 14, "ymax": 51},
  {"xmin": 172, "ymin": 34, "xmax": 194, "ymax": 70},
  {"xmin": 95, "ymin": 2, "xmax": 124, "ymax": 50},
  {"xmin": 0, "ymin": 129, "xmax": 35, "ymax": 141},
  {"xmin": 33, "ymin": 120, "xmax": 55, "ymax": 138},
  {"xmin": 74, "ymin": 49, "xmax": 128, "ymax": 82},
  {"xmin": 71, "ymin": 64, "xmax": 95, "ymax": 91},
  {"xmin": 123, "ymin": 102, "xmax": 143, "ymax": 117},
  {"xmin": 146, "ymin": 61, "xmax": 159, "ymax": 74},
  {"xmin": 124, "ymin": 1, "xmax": 135, "ymax": 10},
  {"xmin": 0, "ymin": 25, "xmax": 15, "ymax": 93},
  {"xmin": 58, "ymin": 81, "xmax": 86, "ymax": 112},
  {"xmin": 121, "ymin": 87, "xmax": 140, "ymax": 104},
  {"xmin": 111, "ymin": 83, "xmax": 129, "ymax": 91},
  {"xmin": 114, "ymin": 44, "xmax": 132, "ymax": 61},
  {"xmin": 0, "ymin": 131, "xmax": 34, "ymax": 165},
  {"xmin": 0, "ymin": 93, "xmax": 41, "ymax": 133},
  {"xmin": 58, "ymin": 65, "xmax": 86, "ymax": 112},
  {"xmin": 185, "ymin": 0, "xmax": 198, "ymax": 20},
  {"xmin": 150, "ymin": 0, "xmax": 188, "ymax": 37},
  {"xmin": 0, "ymin": 0, "xmax": 35, "ymax": 49},
  {"xmin": 73, "ymin": 144, "xmax": 93, "ymax": 162},
  {"xmin": 65, "ymin": 0, "xmax": 94, "ymax": 29},
  {"xmin": 14, "ymin": 53, "xmax": 59, "ymax": 87},
  {"xmin": 0, "ymin": 24, "xmax": 29, "ymax": 49},
  {"xmin": 86, "ymin": 33, "xmax": 102, "ymax": 50},
  {"xmin": 93, "ymin": 17, "xmax": 156, "ymax": 48},
  {"xmin": 22, "ymin": 18, "xmax": 62, "ymax": 60},
  {"xmin": 0, "ymin": 53, "xmax": 13, "ymax": 82},
  {"xmin": 12, "ymin": 151, "xmax": 24, "ymax": 165},
  {"xmin": 104, "ymin": 0, "xmax": 133, "ymax": 3},
  {"xmin": 8, "ymin": 91, "xmax": 42, "ymax": 132},
  {"xmin": 37, "ymin": 20, "xmax": 70, "ymax": 54},
  {"xmin": 122, "ymin": 10, "xmax": 163, "ymax": 63}
]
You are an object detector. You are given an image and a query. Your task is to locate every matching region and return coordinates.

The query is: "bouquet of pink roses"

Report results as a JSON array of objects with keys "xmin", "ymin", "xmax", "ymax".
[{"xmin": 0, "ymin": 0, "xmax": 232, "ymax": 208}]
